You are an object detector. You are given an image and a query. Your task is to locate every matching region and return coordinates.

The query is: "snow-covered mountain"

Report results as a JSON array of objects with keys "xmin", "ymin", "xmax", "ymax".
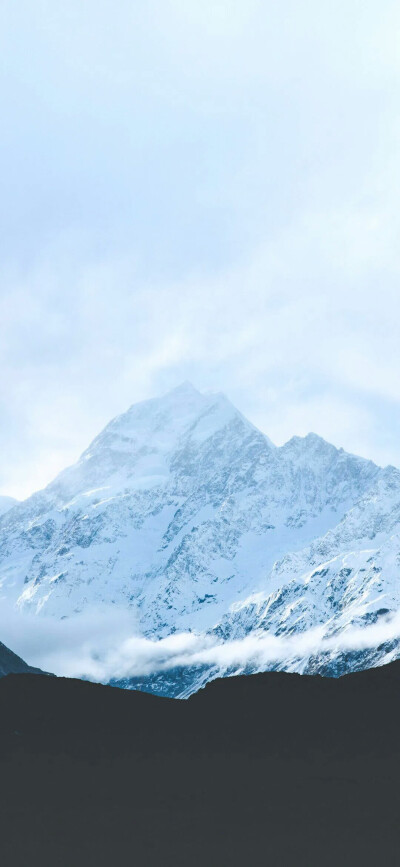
[{"xmin": 1, "ymin": 383, "xmax": 400, "ymax": 694}]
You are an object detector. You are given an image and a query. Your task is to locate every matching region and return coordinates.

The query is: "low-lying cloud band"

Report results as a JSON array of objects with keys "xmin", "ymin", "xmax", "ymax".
[{"xmin": 1, "ymin": 604, "xmax": 399, "ymax": 686}]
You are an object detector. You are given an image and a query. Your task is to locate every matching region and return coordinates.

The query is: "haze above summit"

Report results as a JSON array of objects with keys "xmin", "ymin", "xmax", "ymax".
[{"xmin": 1, "ymin": 1, "xmax": 400, "ymax": 497}]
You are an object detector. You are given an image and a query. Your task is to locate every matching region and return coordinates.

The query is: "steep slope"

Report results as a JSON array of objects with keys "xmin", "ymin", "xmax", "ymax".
[
  {"xmin": 1, "ymin": 665, "xmax": 400, "ymax": 866},
  {"xmin": 0, "ymin": 384, "xmax": 381, "ymax": 645},
  {"xmin": 0, "ymin": 640, "xmax": 43, "ymax": 677},
  {"xmin": 212, "ymin": 465, "xmax": 400, "ymax": 663}
]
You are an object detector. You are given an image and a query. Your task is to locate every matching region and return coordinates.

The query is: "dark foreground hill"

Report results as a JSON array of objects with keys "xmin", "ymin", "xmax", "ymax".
[
  {"xmin": 1, "ymin": 664, "xmax": 400, "ymax": 866},
  {"xmin": 0, "ymin": 640, "xmax": 44, "ymax": 677}
]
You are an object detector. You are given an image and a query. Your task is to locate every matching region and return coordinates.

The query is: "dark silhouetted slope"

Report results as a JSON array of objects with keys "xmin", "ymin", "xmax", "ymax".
[
  {"xmin": 1, "ymin": 663, "xmax": 400, "ymax": 865},
  {"xmin": 0, "ymin": 640, "xmax": 43, "ymax": 677}
]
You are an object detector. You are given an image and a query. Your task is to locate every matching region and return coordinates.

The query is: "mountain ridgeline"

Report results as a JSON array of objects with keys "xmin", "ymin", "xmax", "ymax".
[{"xmin": 1, "ymin": 382, "xmax": 400, "ymax": 694}]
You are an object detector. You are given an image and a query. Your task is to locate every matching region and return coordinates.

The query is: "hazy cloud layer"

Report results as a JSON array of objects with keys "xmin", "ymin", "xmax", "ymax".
[
  {"xmin": 1, "ymin": 604, "xmax": 399, "ymax": 684},
  {"xmin": 1, "ymin": 1, "xmax": 400, "ymax": 496}
]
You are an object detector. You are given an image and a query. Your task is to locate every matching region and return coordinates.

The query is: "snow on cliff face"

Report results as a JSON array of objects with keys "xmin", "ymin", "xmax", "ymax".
[
  {"xmin": 0, "ymin": 385, "xmax": 380, "ymax": 627},
  {"xmin": 0, "ymin": 383, "xmax": 400, "ymax": 691}
]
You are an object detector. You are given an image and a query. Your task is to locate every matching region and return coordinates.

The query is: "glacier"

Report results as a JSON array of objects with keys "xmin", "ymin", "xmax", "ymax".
[{"xmin": 1, "ymin": 382, "xmax": 400, "ymax": 695}]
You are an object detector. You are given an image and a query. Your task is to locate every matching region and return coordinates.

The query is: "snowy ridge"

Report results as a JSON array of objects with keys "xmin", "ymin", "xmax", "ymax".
[{"xmin": 0, "ymin": 383, "xmax": 399, "ymax": 694}]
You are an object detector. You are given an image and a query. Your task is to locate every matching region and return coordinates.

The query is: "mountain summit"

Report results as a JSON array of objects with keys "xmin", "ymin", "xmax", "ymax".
[{"xmin": 0, "ymin": 384, "xmax": 399, "ymax": 692}]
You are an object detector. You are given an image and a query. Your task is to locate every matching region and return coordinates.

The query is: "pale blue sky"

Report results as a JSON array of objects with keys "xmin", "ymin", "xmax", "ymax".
[{"xmin": 1, "ymin": 1, "xmax": 400, "ymax": 498}]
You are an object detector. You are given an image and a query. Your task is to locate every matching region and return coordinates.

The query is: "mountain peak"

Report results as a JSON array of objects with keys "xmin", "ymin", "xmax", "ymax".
[
  {"xmin": 167, "ymin": 381, "xmax": 200, "ymax": 397},
  {"xmin": 281, "ymin": 432, "xmax": 335, "ymax": 455},
  {"xmin": 47, "ymin": 383, "xmax": 258, "ymax": 500},
  {"xmin": 104, "ymin": 383, "xmax": 240, "ymax": 446}
]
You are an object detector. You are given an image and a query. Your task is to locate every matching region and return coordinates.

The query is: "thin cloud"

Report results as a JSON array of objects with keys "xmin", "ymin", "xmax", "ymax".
[{"xmin": 1, "ymin": 603, "xmax": 399, "ymax": 685}]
